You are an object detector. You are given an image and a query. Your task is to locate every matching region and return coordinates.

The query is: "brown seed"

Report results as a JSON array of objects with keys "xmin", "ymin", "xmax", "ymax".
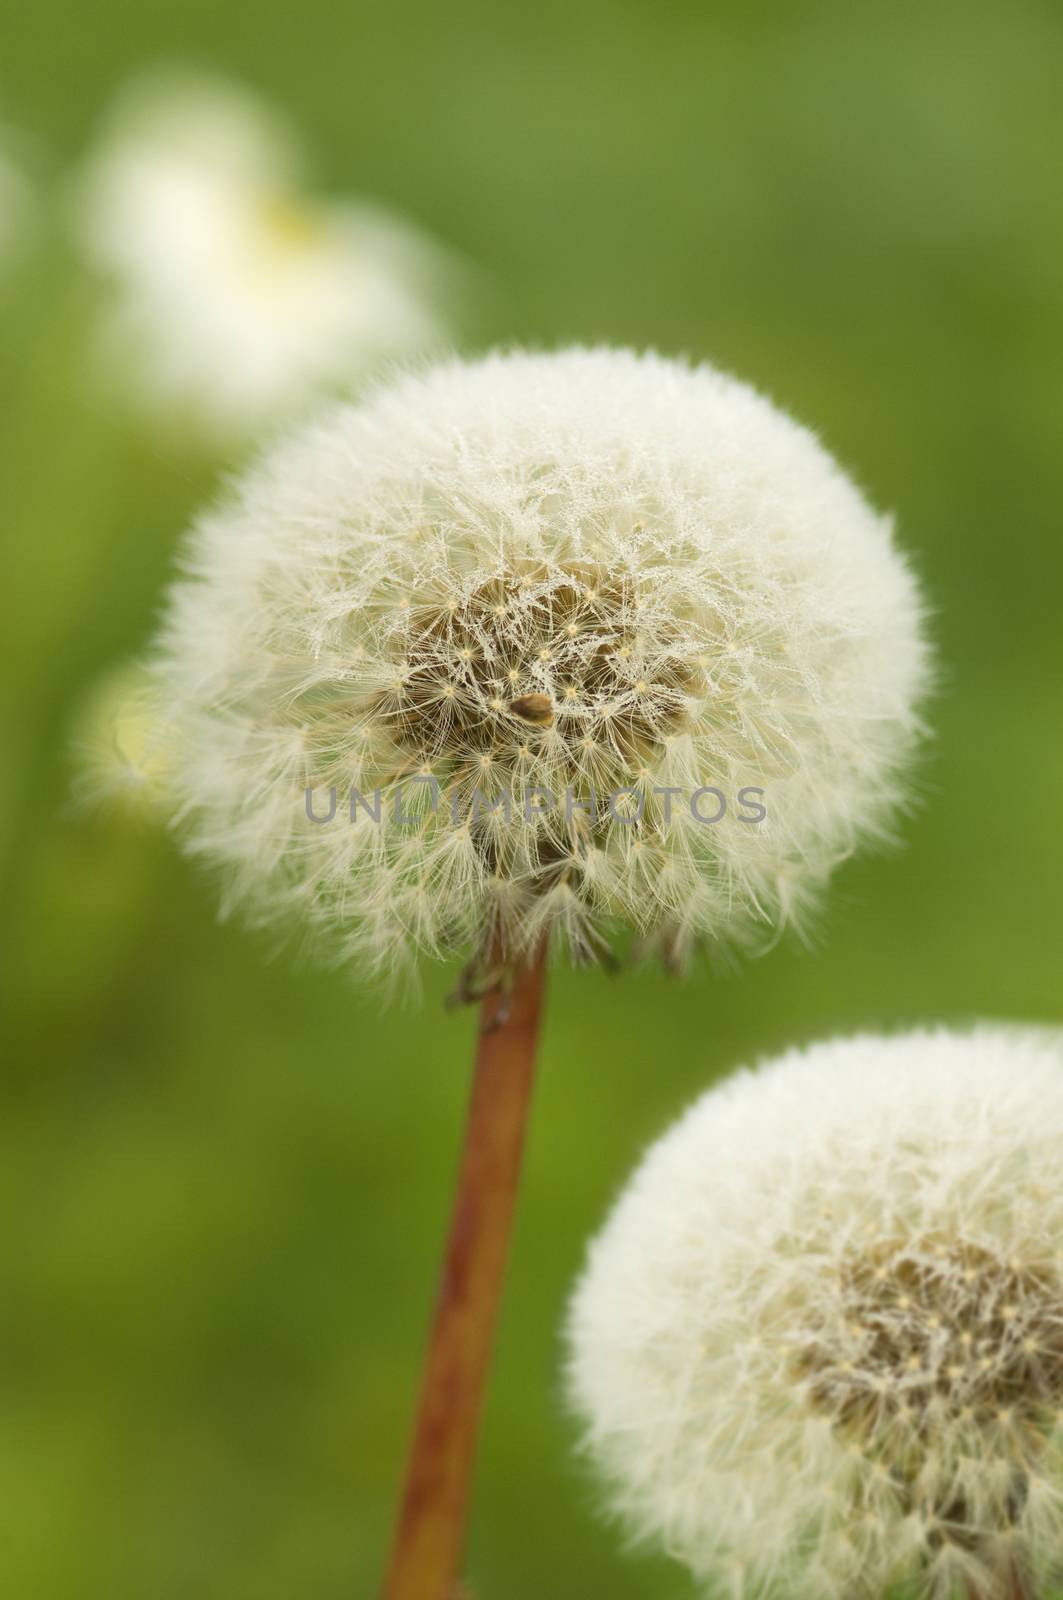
[{"xmin": 508, "ymin": 692, "xmax": 554, "ymax": 726}]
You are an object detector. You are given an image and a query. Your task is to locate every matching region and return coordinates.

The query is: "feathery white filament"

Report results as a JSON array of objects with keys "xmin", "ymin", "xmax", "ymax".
[
  {"xmin": 567, "ymin": 1027, "xmax": 1063, "ymax": 1599},
  {"xmin": 152, "ymin": 347, "xmax": 929, "ymax": 975}
]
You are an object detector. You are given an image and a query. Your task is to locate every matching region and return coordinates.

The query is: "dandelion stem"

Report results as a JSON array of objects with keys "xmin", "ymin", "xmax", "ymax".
[
  {"xmin": 967, "ymin": 1567, "xmax": 1027, "ymax": 1599},
  {"xmin": 380, "ymin": 939, "xmax": 549, "ymax": 1600}
]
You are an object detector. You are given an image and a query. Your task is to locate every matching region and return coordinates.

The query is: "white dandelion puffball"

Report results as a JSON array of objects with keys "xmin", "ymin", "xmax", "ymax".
[
  {"xmin": 567, "ymin": 1027, "xmax": 1063, "ymax": 1600},
  {"xmin": 152, "ymin": 346, "xmax": 929, "ymax": 977},
  {"xmin": 75, "ymin": 72, "xmax": 455, "ymax": 436}
]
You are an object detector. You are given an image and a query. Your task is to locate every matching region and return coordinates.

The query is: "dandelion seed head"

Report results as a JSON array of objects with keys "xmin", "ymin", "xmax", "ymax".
[
  {"xmin": 152, "ymin": 348, "xmax": 929, "ymax": 975},
  {"xmin": 74, "ymin": 70, "xmax": 456, "ymax": 438},
  {"xmin": 567, "ymin": 1026, "xmax": 1063, "ymax": 1599}
]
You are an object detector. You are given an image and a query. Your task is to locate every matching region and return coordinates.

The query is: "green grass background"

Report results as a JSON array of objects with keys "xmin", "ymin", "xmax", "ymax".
[{"xmin": 3, "ymin": 1, "xmax": 1063, "ymax": 1595}]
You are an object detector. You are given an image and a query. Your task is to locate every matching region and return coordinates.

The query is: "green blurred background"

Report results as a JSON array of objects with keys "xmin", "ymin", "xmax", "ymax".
[{"xmin": 3, "ymin": 1, "xmax": 1062, "ymax": 1595}]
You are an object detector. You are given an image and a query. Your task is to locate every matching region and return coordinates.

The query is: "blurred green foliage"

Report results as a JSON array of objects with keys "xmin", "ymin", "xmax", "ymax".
[{"xmin": 3, "ymin": 2, "xmax": 1063, "ymax": 1595}]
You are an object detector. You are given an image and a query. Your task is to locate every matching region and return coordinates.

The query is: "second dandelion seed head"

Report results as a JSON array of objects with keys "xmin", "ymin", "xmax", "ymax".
[{"xmin": 567, "ymin": 1027, "xmax": 1063, "ymax": 1600}]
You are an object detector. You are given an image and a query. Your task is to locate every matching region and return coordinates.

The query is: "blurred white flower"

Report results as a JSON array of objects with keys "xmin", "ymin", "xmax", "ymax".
[
  {"xmin": 70, "ymin": 659, "xmax": 174, "ymax": 819},
  {"xmin": 150, "ymin": 347, "xmax": 929, "ymax": 979},
  {"xmin": 567, "ymin": 1026, "xmax": 1063, "ymax": 1600},
  {"xmin": 75, "ymin": 71, "xmax": 457, "ymax": 437}
]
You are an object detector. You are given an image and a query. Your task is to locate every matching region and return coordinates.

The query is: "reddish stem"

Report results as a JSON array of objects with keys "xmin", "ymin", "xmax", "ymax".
[
  {"xmin": 380, "ymin": 942, "xmax": 549, "ymax": 1600},
  {"xmin": 968, "ymin": 1569, "xmax": 1027, "ymax": 1600}
]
